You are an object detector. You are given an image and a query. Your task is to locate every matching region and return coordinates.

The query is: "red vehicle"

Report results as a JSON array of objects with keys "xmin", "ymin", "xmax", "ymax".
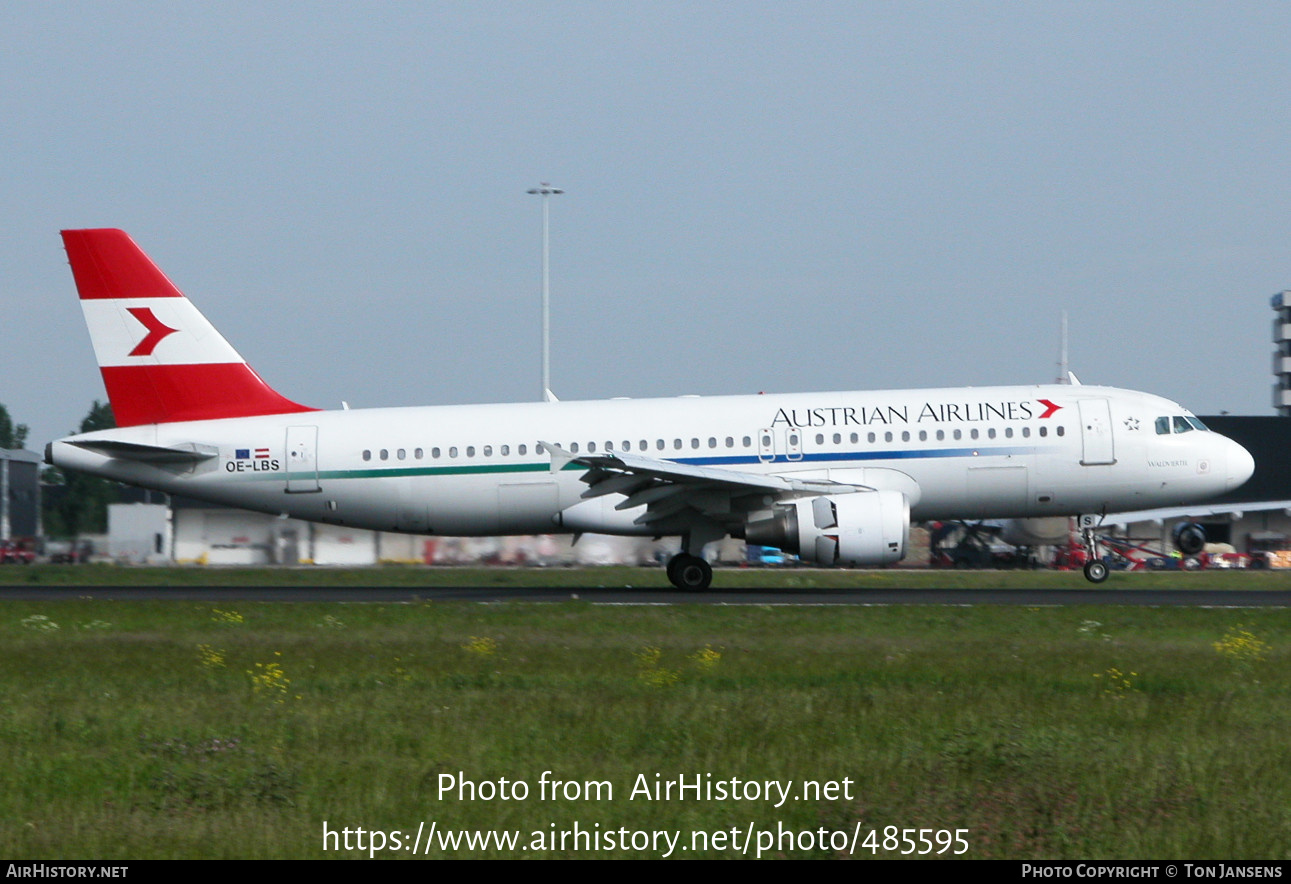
[{"xmin": 0, "ymin": 540, "xmax": 36, "ymax": 564}]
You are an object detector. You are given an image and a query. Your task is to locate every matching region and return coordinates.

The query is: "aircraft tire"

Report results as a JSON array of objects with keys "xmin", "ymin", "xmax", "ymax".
[
  {"xmin": 665, "ymin": 555, "xmax": 682, "ymax": 586},
  {"xmin": 1083, "ymin": 560, "xmax": 1109, "ymax": 583},
  {"xmin": 668, "ymin": 554, "xmax": 713, "ymax": 591}
]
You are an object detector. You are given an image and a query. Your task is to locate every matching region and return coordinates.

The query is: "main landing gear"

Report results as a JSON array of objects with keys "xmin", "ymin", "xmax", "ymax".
[
  {"xmin": 666, "ymin": 553, "xmax": 712, "ymax": 591},
  {"xmin": 666, "ymin": 524, "xmax": 723, "ymax": 591},
  {"xmin": 1078, "ymin": 514, "xmax": 1109, "ymax": 584}
]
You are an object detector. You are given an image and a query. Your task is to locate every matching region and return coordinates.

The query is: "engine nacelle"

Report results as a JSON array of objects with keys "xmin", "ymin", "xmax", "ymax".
[
  {"xmin": 1172, "ymin": 521, "xmax": 1207, "ymax": 556},
  {"xmin": 1000, "ymin": 517, "xmax": 1072, "ymax": 547},
  {"xmin": 745, "ymin": 491, "xmax": 909, "ymax": 566}
]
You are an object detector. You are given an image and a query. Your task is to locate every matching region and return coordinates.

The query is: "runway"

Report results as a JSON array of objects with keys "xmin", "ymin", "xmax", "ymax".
[{"xmin": 4, "ymin": 585, "xmax": 1291, "ymax": 606}]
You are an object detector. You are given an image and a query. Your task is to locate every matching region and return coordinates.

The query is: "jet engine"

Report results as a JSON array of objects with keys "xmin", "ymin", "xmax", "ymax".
[
  {"xmin": 744, "ymin": 490, "xmax": 909, "ymax": 565},
  {"xmin": 1172, "ymin": 521, "xmax": 1207, "ymax": 556}
]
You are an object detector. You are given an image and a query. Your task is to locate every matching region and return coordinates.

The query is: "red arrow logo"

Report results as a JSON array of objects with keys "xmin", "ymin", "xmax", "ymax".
[
  {"xmin": 126, "ymin": 307, "xmax": 179, "ymax": 357},
  {"xmin": 1037, "ymin": 399, "xmax": 1062, "ymax": 419}
]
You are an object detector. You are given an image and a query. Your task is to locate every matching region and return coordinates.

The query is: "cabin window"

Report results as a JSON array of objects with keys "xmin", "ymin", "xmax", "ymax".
[
  {"xmin": 397, "ymin": 448, "xmax": 406, "ymax": 460},
  {"xmin": 901, "ymin": 431, "xmax": 910, "ymax": 442},
  {"xmin": 987, "ymin": 428, "xmax": 996, "ymax": 439},
  {"xmin": 868, "ymin": 432, "xmax": 876, "ymax": 443},
  {"xmin": 519, "ymin": 444, "xmax": 528, "ymax": 455},
  {"xmin": 362, "ymin": 450, "xmax": 371, "ymax": 461},
  {"xmin": 1005, "ymin": 428, "xmax": 1013, "ymax": 439},
  {"xmin": 919, "ymin": 430, "xmax": 927, "ymax": 441},
  {"xmin": 726, "ymin": 437, "xmax": 734, "ymax": 448},
  {"xmin": 380, "ymin": 449, "xmax": 389, "ymax": 460},
  {"xmin": 816, "ymin": 433, "xmax": 825, "ymax": 445},
  {"xmin": 483, "ymin": 445, "xmax": 493, "ymax": 456},
  {"xmin": 587, "ymin": 442, "xmax": 596, "ymax": 453},
  {"xmin": 691, "ymin": 438, "xmax": 700, "ymax": 449},
  {"xmin": 449, "ymin": 447, "xmax": 458, "ymax": 458},
  {"xmin": 432, "ymin": 447, "xmax": 441, "ymax": 458},
  {"xmin": 953, "ymin": 430, "xmax": 962, "ymax": 440},
  {"xmin": 1056, "ymin": 426, "xmax": 1065, "ymax": 437},
  {"xmin": 674, "ymin": 439, "xmax": 682, "ymax": 450},
  {"xmin": 709, "ymin": 437, "xmax": 718, "ymax": 448},
  {"xmin": 415, "ymin": 448, "xmax": 423, "ymax": 459},
  {"xmin": 833, "ymin": 433, "xmax": 841, "ymax": 444},
  {"xmin": 884, "ymin": 432, "xmax": 893, "ymax": 443},
  {"xmin": 743, "ymin": 436, "xmax": 751, "ymax": 447},
  {"xmin": 500, "ymin": 445, "xmax": 509, "ymax": 456},
  {"xmin": 970, "ymin": 429, "xmax": 979, "ymax": 440},
  {"xmin": 850, "ymin": 433, "xmax": 858, "ymax": 443},
  {"xmin": 936, "ymin": 430, "xmax": 945, "ymax": 441},
  {"xmin": 657, "ymin": 439, "xmax": 666, "ymax": 451},
  {"xmin": 1039, "ymin": 427, "xmax": 1048, "ymax": 438},
  {"xmin": 1022, "ymin": 427, "xmax": 1031, "ymax": 438}
]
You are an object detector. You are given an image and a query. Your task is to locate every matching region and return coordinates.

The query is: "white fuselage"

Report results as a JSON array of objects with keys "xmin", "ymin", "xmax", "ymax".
[{"xmin": 49, "ymin": 383, "xmax": 1253, "ymax": 539}]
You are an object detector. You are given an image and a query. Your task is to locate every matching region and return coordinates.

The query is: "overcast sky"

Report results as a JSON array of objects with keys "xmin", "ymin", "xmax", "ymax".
[{"xmin": 4, "ymin": 2, "xmax": 1290, "ymax": 447}]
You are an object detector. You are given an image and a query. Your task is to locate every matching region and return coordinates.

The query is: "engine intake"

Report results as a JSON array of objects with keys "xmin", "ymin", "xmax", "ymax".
[
  {"xmin": 1172, "ymin": 521, "xmax": 1207, "ymax": 556},
  {"xmin": 745, "ymin": 491, "xmax": 909, "ymax": 565}
]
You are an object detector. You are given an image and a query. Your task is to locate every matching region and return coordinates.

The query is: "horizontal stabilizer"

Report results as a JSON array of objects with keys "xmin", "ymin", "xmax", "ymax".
[{"xmin": 68, "ymin": 439, "xmax": 218, "ymax": 464}]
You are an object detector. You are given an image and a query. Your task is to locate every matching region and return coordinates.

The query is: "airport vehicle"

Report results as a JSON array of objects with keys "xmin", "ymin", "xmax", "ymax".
[
  {"xmin": 0, "ymin": 540, "xmax": 36, "ymax": 565},
  {"xmin": 46, "ymin": 229, "xmax": 1255, "ymax": 589}
]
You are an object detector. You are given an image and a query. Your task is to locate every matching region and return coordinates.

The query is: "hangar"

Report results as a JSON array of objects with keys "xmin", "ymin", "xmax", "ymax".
[{"xmin": 2, "ymin": 448, "xmax": 41, "ymax": 541}]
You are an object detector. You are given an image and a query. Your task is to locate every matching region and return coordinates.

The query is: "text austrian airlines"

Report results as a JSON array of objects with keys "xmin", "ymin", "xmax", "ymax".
[{"xmin": 47, "ymin": 229, "xmax": 1254, "ymax": 587}]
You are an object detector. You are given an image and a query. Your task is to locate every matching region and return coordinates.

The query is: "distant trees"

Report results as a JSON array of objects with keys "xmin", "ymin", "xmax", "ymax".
[
  {"xmin": 42, "ymin": 400, "xmax": 120, "ymax": 538},
  {"xmin": 0, "ymin": 404, "xmax": 28, "ymax": 450},
  {"xmin": 78, "ymin": 400, "xmax": 115, "ymax": 435}
]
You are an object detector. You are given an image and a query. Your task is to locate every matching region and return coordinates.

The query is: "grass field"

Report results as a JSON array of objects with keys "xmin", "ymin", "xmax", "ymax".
[{"xmin": 1, "ymin": 569, "xmax": 1289, "ymax": 859}]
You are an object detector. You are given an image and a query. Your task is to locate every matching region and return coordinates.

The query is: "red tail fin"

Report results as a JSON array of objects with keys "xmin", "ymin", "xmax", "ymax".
[{"xmin": 62, "ymin": 229, "xmax": 317, "ymax": 427}]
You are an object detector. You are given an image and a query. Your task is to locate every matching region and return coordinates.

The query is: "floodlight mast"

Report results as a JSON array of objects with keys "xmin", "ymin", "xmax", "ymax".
[{"xmin": 527, "ymin": 183, "xmax": 564, "ymax": 402}]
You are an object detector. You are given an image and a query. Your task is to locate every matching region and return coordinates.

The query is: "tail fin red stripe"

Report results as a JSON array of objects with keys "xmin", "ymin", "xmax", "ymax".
[
  {"xmin": 63, "ymin": 229, "xmax": 185, "ymax": 299},
  {"xmin": 99, "ymin": 364, "xmax": 314, "ymax": 427}
]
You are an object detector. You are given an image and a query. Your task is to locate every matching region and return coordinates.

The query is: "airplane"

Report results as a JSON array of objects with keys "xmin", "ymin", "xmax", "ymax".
[{"xmin": 46, "ymin": 228, "xmax": 1256, "ymax": 588}]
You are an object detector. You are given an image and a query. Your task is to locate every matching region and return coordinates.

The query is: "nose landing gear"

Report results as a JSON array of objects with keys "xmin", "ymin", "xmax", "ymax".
[{"xmin": 1079, "ymin": 514, "xmax": 1110, "ymax": 583}]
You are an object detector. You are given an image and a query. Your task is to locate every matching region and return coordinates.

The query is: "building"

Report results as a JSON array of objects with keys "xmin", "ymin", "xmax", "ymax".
[{"xmin": 1, "ymin": 449, "xmax": 41, "ymax": 540}]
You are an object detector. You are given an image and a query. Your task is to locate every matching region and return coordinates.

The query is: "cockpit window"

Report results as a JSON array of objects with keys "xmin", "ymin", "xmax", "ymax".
[{"xmin": 1156, "ymin": 415, "xmax": 1210, "ymax": 434}]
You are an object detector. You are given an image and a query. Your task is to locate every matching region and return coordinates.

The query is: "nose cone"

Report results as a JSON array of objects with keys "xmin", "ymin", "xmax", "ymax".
[{"xmin": 1225, "ymin": 437, "xmax": 1255, "ymax": 492}]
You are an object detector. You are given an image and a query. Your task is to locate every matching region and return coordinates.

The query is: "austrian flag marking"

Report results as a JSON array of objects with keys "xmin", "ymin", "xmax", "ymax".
[
  {"xmin": 228, "ymin": 447, "xmax": 281, "ymax": 473},
  {"xmin": 125, "ymin": 306, "xmax": 179, "ymax": 357}
]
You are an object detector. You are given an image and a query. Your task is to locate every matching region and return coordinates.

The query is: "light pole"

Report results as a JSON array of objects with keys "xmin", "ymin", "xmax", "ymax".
[{"xmin": 527, "ymin": 183, "xmax": 563, "ymax": 402}]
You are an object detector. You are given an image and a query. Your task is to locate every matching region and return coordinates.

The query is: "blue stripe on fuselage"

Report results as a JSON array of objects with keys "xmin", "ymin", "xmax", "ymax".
[{"xmin": 673, "ymin": 445, "xmax": 1037, "ymax": 467}]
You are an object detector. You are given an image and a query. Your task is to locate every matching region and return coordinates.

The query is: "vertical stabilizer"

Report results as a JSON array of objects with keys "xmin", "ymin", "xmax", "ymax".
[{"xmin": 62, "ymin": 229, "xmax": 317, "ymax": 427}]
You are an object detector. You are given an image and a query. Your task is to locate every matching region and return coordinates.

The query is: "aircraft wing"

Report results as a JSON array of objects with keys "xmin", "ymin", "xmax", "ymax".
[
  {"xmin": 543, "ymin": 443, "xmax": 866, "ymax": 527},
  {"xmin": 1104, "ymin": 500, "xmax": 1291, "ymax": 527}
]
